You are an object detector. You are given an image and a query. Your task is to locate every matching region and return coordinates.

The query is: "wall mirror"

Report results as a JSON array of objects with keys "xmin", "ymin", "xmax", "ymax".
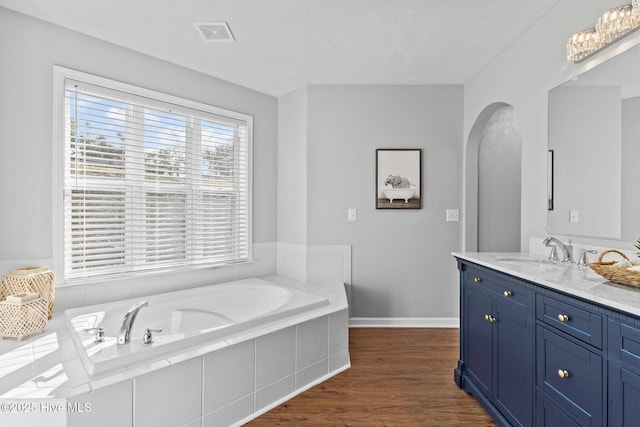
[{"xmin": 548, "ymin": 40, "xmax": 640, "ymax": 240}]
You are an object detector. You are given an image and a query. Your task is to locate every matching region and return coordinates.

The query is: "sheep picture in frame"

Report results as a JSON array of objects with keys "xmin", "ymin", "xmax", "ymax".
[{"xmin": 376, "ymin": 149, "xmax": 422, "ymax": 209}]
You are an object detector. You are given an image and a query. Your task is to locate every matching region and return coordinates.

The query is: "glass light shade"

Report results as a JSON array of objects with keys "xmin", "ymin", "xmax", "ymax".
[
  {"xmin": 567, "ymin": 28, "xmax": 602, "ymax": 62},
  {"xmin": 596, "ymin": 4, "xmax": 636, "ymax": 43}
]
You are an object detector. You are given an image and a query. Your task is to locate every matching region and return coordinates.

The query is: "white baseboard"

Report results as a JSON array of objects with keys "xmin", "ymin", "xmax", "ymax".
[{"xmin": 349, "ymin": 317, "xmax": 459, "ymax": 328}]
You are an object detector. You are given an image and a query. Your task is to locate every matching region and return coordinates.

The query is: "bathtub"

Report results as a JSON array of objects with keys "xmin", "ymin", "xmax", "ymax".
[
  {"xmin": 383, "ymin": 186, "xmax": 415, "ymax": 203},
  {"xmin": 65, "ymin": 278, "xmax": 329, "ymax": 375}
]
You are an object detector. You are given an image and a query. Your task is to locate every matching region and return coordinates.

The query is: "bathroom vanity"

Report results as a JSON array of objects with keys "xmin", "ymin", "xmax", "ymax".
[{"xmin": 454, "ymin": 252, "xmax": 640, "ymax": 427}]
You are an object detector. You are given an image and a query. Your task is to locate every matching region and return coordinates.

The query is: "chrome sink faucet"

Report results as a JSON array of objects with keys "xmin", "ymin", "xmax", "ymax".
[
  {"xmin": 577, "ymin": 249, "xmax": 598, "ymax": 266},
  {"xmin": 117, "ymin": 301, "xmax": 148, "ymax": 345},
  {"xmin": 543, "ymin": 237, "xmax": 574, "ymax": 263}
]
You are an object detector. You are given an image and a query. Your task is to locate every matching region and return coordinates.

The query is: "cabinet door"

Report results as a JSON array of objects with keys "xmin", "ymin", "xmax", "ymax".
[
  {"xmin": 536, "ymin": 326, "xmax": 603, "ymax": 426},
  {"xmin": 464, "ymin": 287, "xmax": 493, "ymax": 397},
  {"xmin": 608, "ymin": 362, "xmax": 640, "ymax": 426},
  {"xmin": 494, "ymin": 302, "xmax": 533, "ymax": 427}
]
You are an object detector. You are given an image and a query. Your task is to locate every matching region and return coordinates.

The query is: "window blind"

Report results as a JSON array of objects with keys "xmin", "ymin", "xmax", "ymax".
[{"xmin": 62, "ymin": 77, "xmax": 251, "ymax": 281}]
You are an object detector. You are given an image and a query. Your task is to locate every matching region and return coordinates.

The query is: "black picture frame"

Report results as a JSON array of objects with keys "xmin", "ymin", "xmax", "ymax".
[
  {"xmin": 376, "ymin": 149, "xmax": 422, "ymax": 209},
  {"xmin": 548, "ymin": 149, "xmax": 554, "ymax": 211}
]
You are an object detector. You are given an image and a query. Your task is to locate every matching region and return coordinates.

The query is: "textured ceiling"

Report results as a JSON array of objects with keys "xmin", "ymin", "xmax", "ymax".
[{"xmin": 0, "ymin": 0, "xmax": 561, "ymax": 96}]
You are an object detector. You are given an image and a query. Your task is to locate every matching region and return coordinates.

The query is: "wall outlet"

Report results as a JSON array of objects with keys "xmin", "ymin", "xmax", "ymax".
[
  {"xmin": 348, "ymin": 208, "xmax": 357, "ymax": 222},
  {"xmin": 569, "ymin": 210, "xmax": 579, "ymax": 223},
  {"xmin": 446, "ymin": 209, "xmax": 460, "ymax": 222}
]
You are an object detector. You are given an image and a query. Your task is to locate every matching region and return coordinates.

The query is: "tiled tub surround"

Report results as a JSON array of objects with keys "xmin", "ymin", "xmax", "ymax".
[{"xmin": 0, "ymin": 276, "xmax": 350, "ymax": 427}]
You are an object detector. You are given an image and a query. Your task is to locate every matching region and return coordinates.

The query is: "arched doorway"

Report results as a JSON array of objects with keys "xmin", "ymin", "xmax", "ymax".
[{"xmin": 466, "ymin": 103, "xmax": 522, "ymax": 252}]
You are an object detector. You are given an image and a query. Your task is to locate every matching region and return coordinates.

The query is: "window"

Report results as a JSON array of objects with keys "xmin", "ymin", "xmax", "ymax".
[{"xmin": 54, "ymin": 68, "xmax": 252, "ymax": 284}]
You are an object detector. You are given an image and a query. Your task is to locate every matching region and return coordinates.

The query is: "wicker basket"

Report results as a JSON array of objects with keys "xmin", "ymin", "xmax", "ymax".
[
  {"xmin": 589, "ymin": 249, "xmax": 640, "ymax": 288},
  {"xmin": 0, "ymin": 268, "xmax": 55, "ymax": 319},
  {"xmin": 0, "ymin": 298, "xmax": 48, "ymax": 341}
]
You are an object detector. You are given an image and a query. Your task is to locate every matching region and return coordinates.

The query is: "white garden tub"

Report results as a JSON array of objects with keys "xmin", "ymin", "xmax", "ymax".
[{"xmin": 65, "ymin": 277, "xmax": 329, "ymax": 375}]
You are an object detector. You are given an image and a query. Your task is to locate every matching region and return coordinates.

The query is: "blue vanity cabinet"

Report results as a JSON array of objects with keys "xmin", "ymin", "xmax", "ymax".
[
  {"xmin": 456, "ymin": 256, "xmax": 640, "ymax": 426},
  {"xmin": 457, "ymin": 261, "xmax": 534, "ymax": 427}
]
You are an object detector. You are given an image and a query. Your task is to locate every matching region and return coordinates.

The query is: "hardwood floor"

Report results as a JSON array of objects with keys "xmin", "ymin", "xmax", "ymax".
[{"xmin": 246, "ymin": 328, "xmax": 497, "ymax": 426}]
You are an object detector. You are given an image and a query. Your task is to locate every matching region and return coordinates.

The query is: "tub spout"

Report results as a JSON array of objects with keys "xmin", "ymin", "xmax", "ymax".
[{"xmin": 117, "ymin": 301, "xmax": 148, "ymax": 345}]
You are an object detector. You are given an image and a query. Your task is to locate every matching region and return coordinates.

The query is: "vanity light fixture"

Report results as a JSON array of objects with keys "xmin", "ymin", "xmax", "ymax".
[{"xmin": 567, "ymin": 0, "xmax": 640, "ymax": 62}]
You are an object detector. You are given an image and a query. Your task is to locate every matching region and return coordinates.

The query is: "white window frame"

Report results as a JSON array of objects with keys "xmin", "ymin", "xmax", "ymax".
[{"xmin": 53, "ymin": 66, "xmax": 253, "ymax": 285}]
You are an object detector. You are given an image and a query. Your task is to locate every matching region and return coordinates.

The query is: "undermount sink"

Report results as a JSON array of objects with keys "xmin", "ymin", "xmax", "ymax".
[
  {"xmin": 496, "ymin": 256, "xmax": 555, "ymax": 264},
  {"xmin": 494, "ymin": 255, "xmax": 571, "ymax": 273}
]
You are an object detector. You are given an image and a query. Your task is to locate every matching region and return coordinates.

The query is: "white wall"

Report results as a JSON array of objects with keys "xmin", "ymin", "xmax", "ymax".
[
  {"xmin": 303, "ymin": 85, "xmax": 463, "ymax": 318},
  {"xmin": 0, "ymin": 9, "xmax": 277, "ymax": 303},
  {"xmin": 464, "ymin": 0, "xmax": 628, "ymax": 250},
  {"xmin": 277, "ymin": 87, "xmax": 308, "ymax": 245}
]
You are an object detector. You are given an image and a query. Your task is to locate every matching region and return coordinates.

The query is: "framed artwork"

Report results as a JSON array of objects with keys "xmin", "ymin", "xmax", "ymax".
[{"xmin": 376, "ymin": 149, "xmax": 422, "ymax": 209}]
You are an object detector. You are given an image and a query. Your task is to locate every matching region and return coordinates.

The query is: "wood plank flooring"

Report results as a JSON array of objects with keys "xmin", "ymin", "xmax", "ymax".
[{"xmin": 246, "ymin": 328, "xmax": 497, "ymax": 426}]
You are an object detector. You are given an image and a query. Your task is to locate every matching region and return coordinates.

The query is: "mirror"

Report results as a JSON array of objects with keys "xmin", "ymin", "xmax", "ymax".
[{"xmin": 548, "ymin": 41, "xmax": 640, "ymax": 240}]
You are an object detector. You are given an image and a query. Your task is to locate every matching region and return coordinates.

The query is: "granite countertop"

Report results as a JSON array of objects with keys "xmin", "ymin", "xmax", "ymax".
[{"xmin": 453, "ymin": 252, "xmax": 640, "ymax": 318}]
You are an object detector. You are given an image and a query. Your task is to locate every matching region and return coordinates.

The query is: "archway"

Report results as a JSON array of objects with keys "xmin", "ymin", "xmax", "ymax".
[{"xmin": 465, "ymin": 103, "xmax": 522, "ymax": 252}]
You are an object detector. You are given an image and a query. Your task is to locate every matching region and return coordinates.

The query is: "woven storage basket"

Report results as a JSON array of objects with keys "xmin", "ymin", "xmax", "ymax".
[
  {"xmin": 0, "ymin": 268, "xmax": 55, "ymax": 319},
  {"xmin": 589, "ymin": 249, "xmax": 640, "ymax": 288},
  {"xmin": 0, "ymin": 298, "xmax": 48, "ymax": 341}
]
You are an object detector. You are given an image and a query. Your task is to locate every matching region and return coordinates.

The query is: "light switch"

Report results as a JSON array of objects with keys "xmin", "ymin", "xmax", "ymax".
[
  {"xmin": 446, "ymin": 209, "xmax": 460, "ymax": 222},
  {"xmin": 348, "ymin": 208, "xmax": 357, "ymax": 222},
  {"xmin": 570, "ymin": 210, "xmax": 579, "ymax": 223}
]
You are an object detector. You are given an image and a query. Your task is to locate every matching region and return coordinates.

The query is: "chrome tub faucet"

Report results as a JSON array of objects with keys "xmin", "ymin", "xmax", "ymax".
[{"xmin": 117, "ymin": 301, "xmax": 149, "ymax": 345}]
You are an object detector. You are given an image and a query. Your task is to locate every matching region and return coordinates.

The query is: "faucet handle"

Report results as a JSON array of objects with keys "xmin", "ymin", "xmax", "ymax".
[
  {"xmin": 143, "ymin": 328, "xmax": 162, "ymax": 345},
  {"xmin": 577, "ymin": 249, "xmax": 598, "ymax": 266},
  {"xmin": 84, "ymin": 327, "xmax": 105, "ymax": 343}
]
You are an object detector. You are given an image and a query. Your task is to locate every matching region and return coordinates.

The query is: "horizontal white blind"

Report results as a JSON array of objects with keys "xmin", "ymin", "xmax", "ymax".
[{"xmin": 62, "ymin": 78, "xmax": 251, "ymax": 281}]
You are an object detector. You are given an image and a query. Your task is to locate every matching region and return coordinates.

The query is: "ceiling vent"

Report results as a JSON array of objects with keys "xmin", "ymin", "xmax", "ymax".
[{"xmin": 193, "ymin": 22, "xmax": 235, "ymax": 42}]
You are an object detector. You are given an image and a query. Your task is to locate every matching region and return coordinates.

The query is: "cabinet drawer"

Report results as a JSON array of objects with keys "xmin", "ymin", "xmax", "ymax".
[
  {"xmin": 536, "ymin": 295, "xmax": 603, "ymax": 349},
  {"xmin": 536, "ymin": 390, "xmax": 586, "ymax": 427},
  {"xmin": 464, "ymin": 265, "xmax": 531, "ymax": 311},
  {"xmin": 608, "ymin": 318, "xmax": 640, "ymax": 371},
  {"xmin": 536, "ymin": 326, "xmax": 603, "ymax": 426}
]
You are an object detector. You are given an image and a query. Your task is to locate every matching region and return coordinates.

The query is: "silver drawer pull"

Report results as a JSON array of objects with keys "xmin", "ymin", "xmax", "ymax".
[
  {"xmin": 557, "ymin": 314, "xmax": 569, "ymax": 322},
  {"xmin": 503, "ymin": 290, "xmax": 512, "ymax": 297},
  {"xmin": 473, "ymin": 277, "xmax": 482, "ymax": 283},
  {"xmin": 557, "ymin": 369, "xmax": 570, "ymax": 379}
]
